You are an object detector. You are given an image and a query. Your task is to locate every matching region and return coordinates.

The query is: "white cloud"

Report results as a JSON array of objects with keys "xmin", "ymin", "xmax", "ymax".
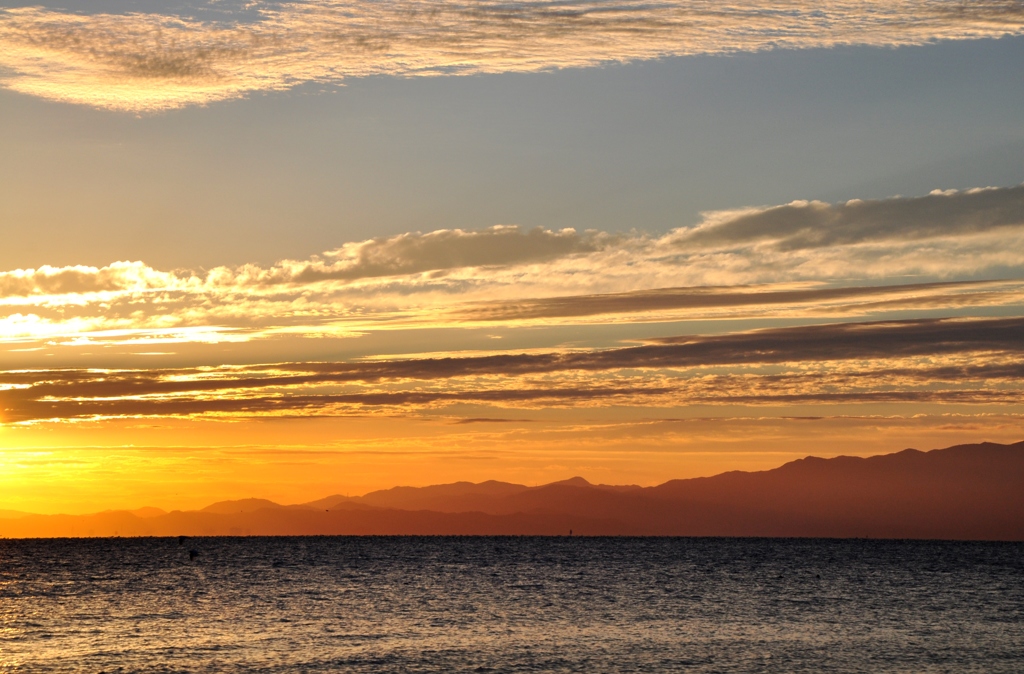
[
  {"xmin": 1, "ymin": 1, "xmax": 1022, "ymax": 111},
  {"xmin": 1, "ymin": 186, "xmax": 1022, "ymax": 344},
  {"xmin": 246, "ymin": 225, "xmax": 605, "ymax": 285}
]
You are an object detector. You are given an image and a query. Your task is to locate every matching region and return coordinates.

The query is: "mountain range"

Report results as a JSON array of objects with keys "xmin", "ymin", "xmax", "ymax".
[{"xmin": 2, "ymin": 440, "xmax": 1022, "ymax": 540}]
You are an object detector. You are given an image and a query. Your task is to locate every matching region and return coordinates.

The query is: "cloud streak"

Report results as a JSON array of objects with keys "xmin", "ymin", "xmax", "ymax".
[
  {"xmin": 674, "ymin": 186, "xmax": 1024, "ymax": 251},
  {"xmin": 3, "ymin": 316, "xmax": 1022, "ymax": 423},
  {"xmin": 1, "ymin": 186, "xmax": 1023, "ymax": 346},
  {"xmin": 2, "ymin": 187, "xmax": 1021, "ymax": 295},
  {"xmin": 6, "ymin": 315, "xmax": 1023, "ymax": 390},
  {"xmin": 248, "ymin": 225, "xmax": 603, "ymax": 285},
  {"xmin": 1, "ymin": 1, "xmax": 1023, "ymax": 111},
  {"xmin": 0, "ymin": 226, "xmax": 599, "ymax": 298},
  {"xmin": 454, "ymin": 280, "xmax": 1016, "ymax": 323}
]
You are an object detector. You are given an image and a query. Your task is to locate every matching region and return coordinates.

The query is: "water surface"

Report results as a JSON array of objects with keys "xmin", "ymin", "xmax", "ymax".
[{"xmin": 1, "ymin": 537, "xmax": 1022, "ymax": 672}]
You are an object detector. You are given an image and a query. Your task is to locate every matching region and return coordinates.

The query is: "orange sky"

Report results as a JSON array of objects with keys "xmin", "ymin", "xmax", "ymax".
[
  {"xmin": 1, "ymin": 1, "xmax": 1023, "ymax": 516},
  {"xmin": 2, "ymin": 405, "xmax": 1023, "ymax": 514}
]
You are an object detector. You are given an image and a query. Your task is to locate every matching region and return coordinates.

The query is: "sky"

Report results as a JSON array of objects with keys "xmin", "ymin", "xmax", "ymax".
[{"xmin": 1, "ymin": 0, "xmax": 1023, "ymax": 514}]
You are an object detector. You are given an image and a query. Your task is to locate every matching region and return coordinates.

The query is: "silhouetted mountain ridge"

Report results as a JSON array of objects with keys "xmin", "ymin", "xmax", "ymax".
[
  {"xmin": 201, "ymin": 498, "xmax": 302, "ymax": 515},
  {"xmin": 2, "ymin": 441, "xmax": 1021, "ymax": 539}
]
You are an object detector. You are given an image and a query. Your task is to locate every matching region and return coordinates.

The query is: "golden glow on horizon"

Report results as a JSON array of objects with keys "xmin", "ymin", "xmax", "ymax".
[{"xmin": 2, "ymin": 412, "xmax": 1023, "ymax": 515}]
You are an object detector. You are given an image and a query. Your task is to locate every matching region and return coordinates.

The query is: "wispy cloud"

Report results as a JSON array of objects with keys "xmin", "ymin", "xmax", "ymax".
[
  {"xmin": 0, "ymin": 225, "xmax": 600, "ymax": 299},
  {"xmin": 1, "ymin": 1, "xmax": 1022, "ymax": 111},
  {"xmin": 673, "ymin": 186, "xmax": 1024, "ymax": 251},
  {"xmin": 454, "ymin": 280, "xmax": 1019, "ymax": 323},
  {"xmin": 0, "ymin": 186, "xmax": 1022, "ymax": 346},
  {"xmin": 239, "ymin": 225, "xmax": 604, "ymax": 285},
  {"xmin": 3, "ymin": 316, "xmax": 1022, "ymax": 423},
  {"xmin": 3, "ymin": 187, "xmax": 1021, "ymax": 297}
]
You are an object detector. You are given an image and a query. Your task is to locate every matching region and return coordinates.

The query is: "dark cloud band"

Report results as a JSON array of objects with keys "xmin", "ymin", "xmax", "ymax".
[
  {"xmin": 2, "ymin": 315, "xmax": 1022, "ymax": 422},
  {"xmin": 455, "ymin": 280, "xmax": 1008, "ymax": 322},
  {"xmin": 675, "ymin": 186, "xmax": 1024, "ymax": 251}
]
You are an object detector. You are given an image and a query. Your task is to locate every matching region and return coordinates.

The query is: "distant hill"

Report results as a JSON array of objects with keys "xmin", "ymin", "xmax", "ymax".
[
  {"xmin": 315, "ymin": 476, "xmax": 645, "ymax": 513},
  {"xmin": 201, "ymin": 498, "xmax": 298, "ymax": 515},
  {"xmin": 2, "ymin": 441, "xmax": 1022, "ymax": 540},
  {"xmin": 129, "ymin": 507, "xmax": 167, "ymax": 518}
]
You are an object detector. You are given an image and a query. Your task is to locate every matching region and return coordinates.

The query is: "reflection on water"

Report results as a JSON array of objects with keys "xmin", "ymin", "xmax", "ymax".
[{"xmin": 1, "ymin": 537, "xmax": 1022, "ymax": 672}]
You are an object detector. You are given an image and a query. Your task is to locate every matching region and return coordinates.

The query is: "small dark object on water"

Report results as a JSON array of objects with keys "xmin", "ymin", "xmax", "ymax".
[
  {"xmin": 189, "ymin": 549, "xmax": 199, "ymax": 561},
  {"xmin": 178, "ymin": 536, "xmax": 188, "ymax": 546}
]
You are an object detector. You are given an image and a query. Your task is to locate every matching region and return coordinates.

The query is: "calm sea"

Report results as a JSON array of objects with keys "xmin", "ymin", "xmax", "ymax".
[{"xmin": 1, "ymin": 537, "xmax": 1022, "ymax": 672}]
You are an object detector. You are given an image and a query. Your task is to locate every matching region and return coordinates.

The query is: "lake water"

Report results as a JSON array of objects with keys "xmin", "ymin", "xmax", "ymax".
[{"xmin": 1, "ymin": 537, "xmax": 1022, "ymax": 672}]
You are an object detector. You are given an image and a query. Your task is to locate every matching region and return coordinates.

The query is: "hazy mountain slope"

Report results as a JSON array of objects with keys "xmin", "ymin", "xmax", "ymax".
[
  {"xmin": 350, "ymin": 480, "xmax": 532, "ymax": 511},
  {"xmin": 2, "ymin": 441, "xmax": 1020, "ymax": 539},
  {"xmin": 645, "ymin": 441, "xmax": 1024, "ymax": 538},
  {"xmin": 201, "ymin": 498, "xmax": 307, "ymax": 515}
]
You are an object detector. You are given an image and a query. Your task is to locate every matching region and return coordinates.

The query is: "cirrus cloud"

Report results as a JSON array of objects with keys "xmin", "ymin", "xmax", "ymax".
[
  {"xmin": 3, "ymin": 316, "xmax": 1023, "ymax": 423},
  {"xmin": 1, "ymin": 1, "xmax": 1022, "ymax": 111}
]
